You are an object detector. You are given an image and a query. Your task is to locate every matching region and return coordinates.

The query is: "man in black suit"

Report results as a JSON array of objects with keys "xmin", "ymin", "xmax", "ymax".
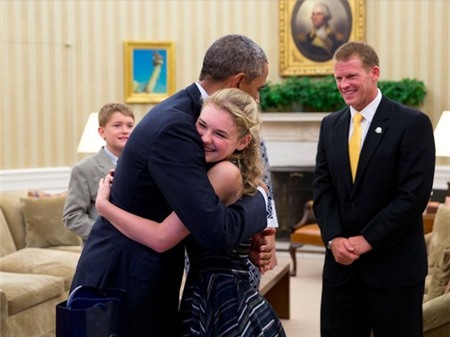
[
  {"xmin": 70, "ymin": 35, "xmax": 274, "ymax": 337},
  {"xmin": 313, "ymin": 41, "xmax": 435, "ymax": 337}
]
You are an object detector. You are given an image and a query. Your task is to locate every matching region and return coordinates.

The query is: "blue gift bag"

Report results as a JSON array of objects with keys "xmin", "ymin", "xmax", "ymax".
[{"xmin": 56, "ymin": 286, "xmax": 127, "ymax": 337}]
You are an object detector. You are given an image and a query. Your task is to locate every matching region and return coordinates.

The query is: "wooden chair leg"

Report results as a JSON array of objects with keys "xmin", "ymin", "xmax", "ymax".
[
  {"xmin": 289, "ymin": 200, "xmax": 316, "ymax": 277},
  {"xmin": 289, "ymin": 243, "xmax": 300, "ymax": 276}
]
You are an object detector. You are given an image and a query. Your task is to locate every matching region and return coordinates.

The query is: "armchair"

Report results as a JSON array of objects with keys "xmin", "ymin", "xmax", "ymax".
[
  {"xmin": 289, "ymin": 200, "xmax": 324, "ymax": 276},
  {"xmin": 422, "ymin": 203, "xmax": 450, "ymax": 337}
]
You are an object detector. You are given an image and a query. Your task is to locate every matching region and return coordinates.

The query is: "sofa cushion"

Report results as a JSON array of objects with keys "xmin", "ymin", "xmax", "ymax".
[
  {"xmin": 0, "ymin": 248, "xmax": 80, "ymax": 290},
  {"xmin": 425, "ymin": 246, "xmax": 450, "ymax": 302},
  {"xmin": 0, "ymin": 209, "xmax": 16, "ymax": 257},
  {"xmin": 50, "ymin": 245, "xmax": 82, "ymax": 253},
  {"xmin": 0, "ymin": 271, "xmax": 64, "ymax": 315},
  {"xmin": 0, "ymin": 190, "xmax": 28, "ymax": 250},
  {"xmin": 27, "ymin": 190, "xmax": 67, "ymax": 198},
  {"xmin": 428, "ymin": 205, "xmax": 450, "ymax": 273},
  {"xmin": 21, "ymin": 195, "xmax": 81, "ymax": 248}
]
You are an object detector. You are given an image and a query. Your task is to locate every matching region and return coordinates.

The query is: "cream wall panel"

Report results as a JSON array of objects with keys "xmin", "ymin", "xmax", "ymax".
[
  {"xmin": 1, "ymin": 0, "xmax": 449, "ymax": 170},
  {"xmin": 365, "ymin": 0, "xmax": 449, "ymax": 125},
  {"xmin": 2, "ymin": 0, "xmax": 74, "ymax": 169},
  {"xmin": 365, "ymin": 0, "xmax": 449, "ymax": 167}
]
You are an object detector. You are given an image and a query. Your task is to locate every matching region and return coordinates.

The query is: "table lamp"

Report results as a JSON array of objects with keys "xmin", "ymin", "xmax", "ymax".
[
  {"xmin": 434, "ymin": 110, "xmax": 450, "ymax": 196},
  {"xmin": 77, "ymin": 112, "xmax": 105, "ymax": 153}
]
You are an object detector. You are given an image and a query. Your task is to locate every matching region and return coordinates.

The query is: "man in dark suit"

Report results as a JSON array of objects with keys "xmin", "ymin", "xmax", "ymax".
[
  {"xmin": 70, "ymin": 35, "xmax": 274, "ymax": 337},
  {"xmin": 313, "ymin": 41, "xmax": 435, "ymax": 337}
]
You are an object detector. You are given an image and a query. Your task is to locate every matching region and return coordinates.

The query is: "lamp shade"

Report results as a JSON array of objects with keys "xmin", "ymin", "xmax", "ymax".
[
  {"xmin": 434, "ymin": 111, "xmax": 450, "ymax": 157},
  {"xmin": 77, "ymin": 112, "xmax": 105, "ymax": 153}
]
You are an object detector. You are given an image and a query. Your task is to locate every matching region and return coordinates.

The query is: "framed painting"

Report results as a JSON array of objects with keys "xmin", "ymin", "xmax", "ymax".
[
  {"xmin": 124, "ymin": 41, "xmax": 175, "ymax": 104},
  {"xmin": 279, "ymin": 0, "xmax": 365, "ymax": 76}
]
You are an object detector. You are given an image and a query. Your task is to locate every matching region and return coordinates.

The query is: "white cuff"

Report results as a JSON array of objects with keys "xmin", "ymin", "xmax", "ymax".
[
  {"xmin": 267, "ymin": 200, "xmax": 279, "ymax": 228},
  {"xmin": 257, "ymin": 186, "xmax": 269, "ymax": 208}
]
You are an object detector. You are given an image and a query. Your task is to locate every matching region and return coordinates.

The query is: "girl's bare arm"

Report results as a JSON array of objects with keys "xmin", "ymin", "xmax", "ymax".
[{"xmin": 96, "ymin": 162, "xmax": 242, "ymax": 252}]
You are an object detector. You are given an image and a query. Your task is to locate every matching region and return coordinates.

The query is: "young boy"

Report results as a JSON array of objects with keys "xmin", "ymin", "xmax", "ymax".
[{"xmin": 63, "ymin": 103, "xmax": 134, "ymax": 245}]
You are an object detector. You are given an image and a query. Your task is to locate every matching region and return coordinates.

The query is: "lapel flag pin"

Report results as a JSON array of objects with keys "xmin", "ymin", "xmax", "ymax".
[{"xmin": 375, "ymin": 127, "xmax": 382, "ymax": 134}]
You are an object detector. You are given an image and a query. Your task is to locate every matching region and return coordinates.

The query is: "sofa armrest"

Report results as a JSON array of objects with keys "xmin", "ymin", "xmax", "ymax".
[
  {"xmin": 425, "ymin": 232, "xmax": 433, "ymax": 254},
  {"xmin": 425, "ymin": 232, "xmax": 432, "ymax": 246},
  {"xmin": 0, "ymin": 289, "xmax": 11, "ymax": 337},
  {"xmin": 423, "ymin": 292, "xmax": 450, "ymax": 332}
]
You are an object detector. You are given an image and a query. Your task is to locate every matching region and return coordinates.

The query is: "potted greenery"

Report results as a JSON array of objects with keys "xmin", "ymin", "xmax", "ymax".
[
  {"xmin": 259, "ymin": 76, "xmax": 426, "ymax": 112},
  {"xmin": 378, "ymin": 78, "xmax": 427, "ymax": 107}
]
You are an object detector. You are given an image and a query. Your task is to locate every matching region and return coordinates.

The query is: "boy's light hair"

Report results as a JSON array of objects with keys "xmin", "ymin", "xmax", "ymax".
[{"xmin": 98, "ymin": 103, "xmax": 134, "ymax": 127}]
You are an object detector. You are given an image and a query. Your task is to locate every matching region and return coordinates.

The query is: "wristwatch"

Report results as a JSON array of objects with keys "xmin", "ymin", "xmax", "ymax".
[{"xmin": 326, "ymin": 239, "xmax": 333, "ymax": 250}]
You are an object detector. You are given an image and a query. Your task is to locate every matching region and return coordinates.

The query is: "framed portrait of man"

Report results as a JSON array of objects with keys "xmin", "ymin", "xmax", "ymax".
[{"xmin": 280, "ymin": 0, "xmax": 365, "ymax": 76}]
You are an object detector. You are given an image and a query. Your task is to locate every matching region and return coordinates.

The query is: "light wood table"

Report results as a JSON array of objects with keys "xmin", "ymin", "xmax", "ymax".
[{"xmin": 260, "ymin": 261, "xmax": 290, "ymax": 319}]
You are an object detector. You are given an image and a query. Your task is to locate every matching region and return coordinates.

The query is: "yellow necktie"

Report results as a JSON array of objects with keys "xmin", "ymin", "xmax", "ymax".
[{"xmin": 349, "ymin": 112, "xmax": 363, "ymax": 181}]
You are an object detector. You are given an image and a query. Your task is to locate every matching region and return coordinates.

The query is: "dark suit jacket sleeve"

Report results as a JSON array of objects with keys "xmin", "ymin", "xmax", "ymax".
[
  {"xmin": 148, "ymin": 116, "xmax": 267, "ymax": 253},
  {"xmin": 313, "ymin": 117, "xmax": 344, "ymax": 244}
]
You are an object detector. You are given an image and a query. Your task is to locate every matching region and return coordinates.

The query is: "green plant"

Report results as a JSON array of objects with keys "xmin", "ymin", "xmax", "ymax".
[
  {"xmin": 298, "ymin": 76, "xmax": 345, "ymax": 112},
  {"xmin": 260, "ymin": 76, "xmax": 426, "ymax": 112},
  {"xmin": 378, "ymin": 78, "xmax": 427, "ymax": 107}
]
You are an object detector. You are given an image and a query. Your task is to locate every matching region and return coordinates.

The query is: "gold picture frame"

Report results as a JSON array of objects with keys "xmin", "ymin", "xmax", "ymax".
[
  {"xmin": 279, "ymin": 0, "xmax": 365, "ymax": 76},
  {"xmin": 124, "ymin": 41, "xmax": 175, "ymax": 104}
]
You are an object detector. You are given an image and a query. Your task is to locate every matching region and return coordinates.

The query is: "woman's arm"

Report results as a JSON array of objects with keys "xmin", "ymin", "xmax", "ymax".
[{"xmin": 96, "ymin": 161, "xmax": 242, "ymax": 252}]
